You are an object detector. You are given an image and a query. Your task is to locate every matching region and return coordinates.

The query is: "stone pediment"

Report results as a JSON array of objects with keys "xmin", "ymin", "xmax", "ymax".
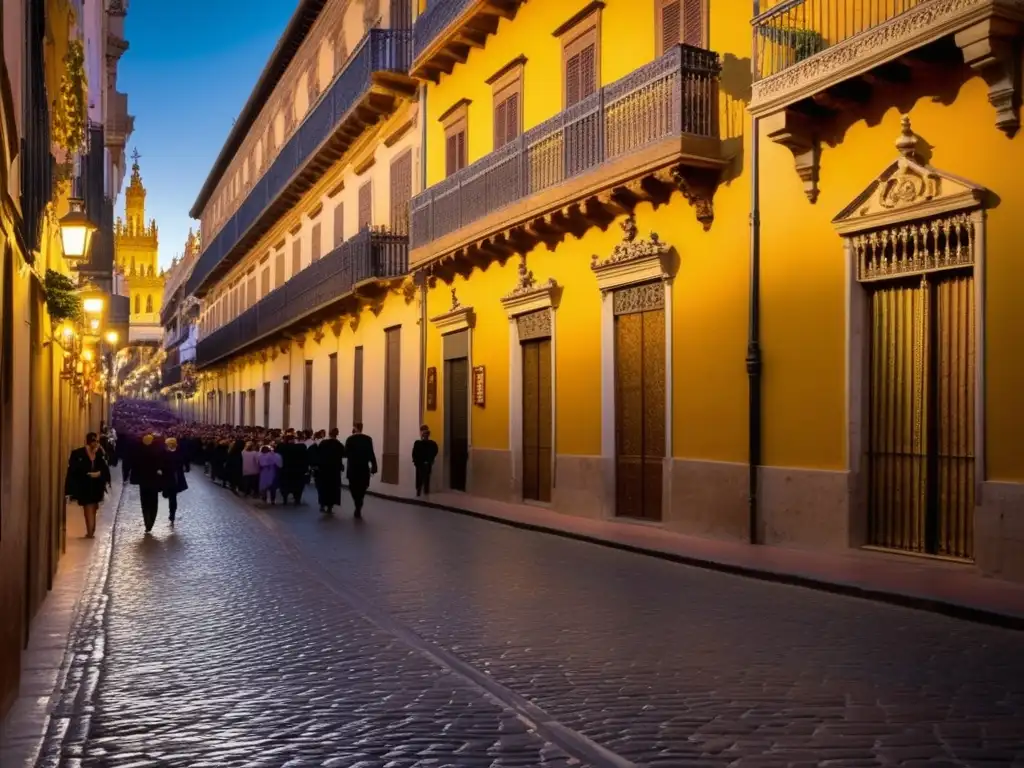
[
  {"xmin": 591, "ymin": 214, "xmax": 674, "ymax": 292},
  {"xmin": 833, "ymin": 116, "xmax": 988, "ymax": 236}
]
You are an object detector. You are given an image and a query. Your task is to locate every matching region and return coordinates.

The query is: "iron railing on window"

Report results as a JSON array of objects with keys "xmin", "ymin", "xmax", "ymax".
[
  {"xmin": 753, "ymin": 0, "xmax": 927, "ymax": 80},
  {"xmin": 185, "ymin": 28, "xmax": 413, "ymax": 297},
  {"xmin": 412, "ymin": 0, "xmax": 473, "ymax": 60},
  {"xmin": 195, "ymin": 228, "xmax": 408, "ymax": 367},
  {"xmin": 409, "ymin": 44, "xmax": 720, "ymax": 251}
]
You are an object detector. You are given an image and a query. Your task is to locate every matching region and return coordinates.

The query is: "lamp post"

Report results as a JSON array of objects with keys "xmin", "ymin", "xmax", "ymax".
[{"xmin": 58, "ymin": 198, "xmax": 98, "ymax": 263}]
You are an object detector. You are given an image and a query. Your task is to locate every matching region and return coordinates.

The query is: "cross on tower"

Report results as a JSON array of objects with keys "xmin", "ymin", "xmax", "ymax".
[{"xmin": 131, "ymin": 148, "xmax": 141, "ymax": 165}]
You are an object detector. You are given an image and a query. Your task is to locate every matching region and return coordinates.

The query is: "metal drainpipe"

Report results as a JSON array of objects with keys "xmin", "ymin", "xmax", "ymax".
[
  {"xmin": 747, "ymin": 12, "xmax": 763, "ymax": 546},
  {"xmin": 417, "ymin": 82, "xmax": 428, "ymax": 429}
]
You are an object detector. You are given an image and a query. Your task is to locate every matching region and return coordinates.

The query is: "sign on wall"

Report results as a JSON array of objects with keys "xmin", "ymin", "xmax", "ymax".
[
  {"xmin": 426, "ymin": 366, "xmax": 437, "ymax": 411},
  {"xmin": 472, "ymin": 365, "xmax": 485, "ymax": 407}
]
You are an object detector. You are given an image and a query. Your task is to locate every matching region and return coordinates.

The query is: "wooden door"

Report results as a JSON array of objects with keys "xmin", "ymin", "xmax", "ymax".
[
  {"xmin": 867, "ymin": 273, "xmax": 975, "ymax": 559},
  {"xmin": 614, "ymin": 293, "xmax": 665, "ymax": 520},
  {"xmin": 263, "ymin": 382, "xmax": 271, "ymax": 428},
  {"xmin": 447, "ymin": 357, "xmax": 469, "ymax": 491},
  {"xmin": 521, "ymin": 339, "xmax": 552, "ymax": 502},
  {"xmin": 328, "ymin": 353, "xmax": 338, "ymax": 432},
  {"xmin": 382, "ymin": 327, "xmax": 401, "ymax": 484}
]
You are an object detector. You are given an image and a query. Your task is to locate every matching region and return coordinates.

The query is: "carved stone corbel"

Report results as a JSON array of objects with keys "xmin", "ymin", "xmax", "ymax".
[
  {"xmin": 349, "ymin": 315, "xmax": 360, "ymax": 333},
  {"xmin": 670, "ymin": 167, "xmax": 717, "ymax": 231},
  {"xmin": 294, "ymin": 333, "xmax": 307, "ymax": 349},
  {"xmin": 401, "ymin": 279, "xmax": 418, "ymax": 304},
  {"xmin": 277, "ymin": 340, "xmax": 290, "ymax": 355},
  {"xmin": 259, "ymin": 349, "xmax": 268, "ymax": 363},
  {"xmin": 330, "ymin": 318, "xmax": 344, "ymax": 337},
  {"xmin": 764, "ymin": 108, "xmax": 820, "ymax": 204},
  {"xmin": 956, "ymin": 17, "xmax": 1021, "ymax": 139},
  {"xmin": 312, "ymin": 326, "xmax": 325, "ymax": 345}
]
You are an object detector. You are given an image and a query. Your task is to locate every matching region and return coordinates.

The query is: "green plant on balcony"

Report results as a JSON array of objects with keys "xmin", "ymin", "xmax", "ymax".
[
  {"xmin": 51, "ymin": 39, "xmax": 88, "ymax": 189},
  {"xmin": 44, "ymin": 268, "xmax": 83, "ymax": 324},
  {"xmin": 759, "ymin": 25, "xmax": 827, "ymax": 63}
]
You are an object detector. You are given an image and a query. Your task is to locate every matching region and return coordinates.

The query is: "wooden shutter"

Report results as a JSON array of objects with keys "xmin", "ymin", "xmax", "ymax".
[
  {"xmin": 456, "ymin": 130, "xmax": 466, "ymax": 171},
  {"xmin": 494, "ymin": 98, "xmax": 508, "ymax": 149},
  {"xmin": 660, "ymin": 0, "xmax": 681, "ymax": 53},
  {"xmin": 275, "ymin": 251, "xmax": 285, "ymax": 285},
  {"xmin": 353, "ymin": 346, "xmax": 364, "ymax": 424},
  {"xmin": 262, "ymin": 381, "xmax": 270, "ymax": 427},
  {"xmin": 328, "ymin": 353, "xmax": 338, "ymax": 432},
  {"xmin": 565, "ymin": 52, "xmax": 581, "ymax": 107},
  {"xmin": 333, "ymin": 202, "xmax": 345, "ymax": 246},
  {"xmin": 247, "ymin": 274, "xmax": 256, "ymax": 307},
  {"xmin": 682, "ymin": 0, "xmax": 703, "ymax": 47},
  {"xmin": 303, "ymin": 359, "xmax": 313, "ymax": 432},
  {"xmin": 311, "ymin": 223, "xmax": 322, "ymax": 261},
  {"xmin": 390, "ymin": 150, "xmax": 412, "ymax": 234},
  {"xmin": 580, "ymin": 43, "xmax": 597, "ymax": 99},
  {"xmin": 445, "ymin": 133, "xmax": 457, "ymax": 177},
  {"xmin": 358, "ymin": 182, "xmax": 372, "ymax": 230},
  {"xmin": 261, "ymin": 267, "xmax": 270, "ymax": 296},
  {"xmin": 505, "ymin": 92, "xmax": 519, "ymax": 143},
  {"xmin": 291, "ymin": 239, "xmax": 301, "ymax": 275}
]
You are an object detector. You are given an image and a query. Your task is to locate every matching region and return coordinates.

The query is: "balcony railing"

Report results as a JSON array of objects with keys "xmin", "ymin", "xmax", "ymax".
[
  {"xmin": 753, "ymin": 0, "xmax": 925, "ymax": 80},
  {"xmin": 195, "ymin": 228, "xmax": 408, "ymax": 368},
  {"xmin": 185, "ymin": 28, "xmax": 413, "ymax": 297},
  {"xmin": 412, "ymin": 0, "xmax": 472, "ymax": 60},
  {"xmin": 410, "ymin": 44, "xmax": 719, "ymax": 252},
  {"xmin": 161, "ymin": 364, "xmax": 182, "ymax": 388}
]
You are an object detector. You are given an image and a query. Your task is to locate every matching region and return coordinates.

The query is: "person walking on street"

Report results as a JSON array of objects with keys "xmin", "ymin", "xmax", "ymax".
[
  {"xmin": 130, "ymin": 433, "xmax": 165, "ymax": 533},
  {"xmin": 241, "ymin": 440, "xmax": 260, "ymax": 497},
  {"xmin": 258, "ymin": 443, "xmax": 284, "ymax": 504},
  {"xmin": 65, "ymin": 431, "xmax": 112, "ymax": 538},
  {"xmin": 162, "ymin": 437, "xmax": 189, "ymax": 525},
  {"xmin": 344, "ymin": 422, "xmax": 377, "ymax": 519},
  {"xmin": 315, "ymin": 428, "xmax": 345, "ymax": 514},
  {"xmin": 412, "ymin": 425, "xmax": 439, "ymax": 497}
]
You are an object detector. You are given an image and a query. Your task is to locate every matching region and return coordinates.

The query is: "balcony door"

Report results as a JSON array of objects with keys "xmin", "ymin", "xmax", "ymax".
[{"xmin": 382, "ymin": 327, "xmax": 401, "ymax": 484}]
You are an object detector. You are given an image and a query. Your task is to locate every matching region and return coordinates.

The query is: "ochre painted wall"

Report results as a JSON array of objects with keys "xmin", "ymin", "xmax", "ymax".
[{"xmin": 424, "ymin": 0, "xmax": 659, "ymax": 188}]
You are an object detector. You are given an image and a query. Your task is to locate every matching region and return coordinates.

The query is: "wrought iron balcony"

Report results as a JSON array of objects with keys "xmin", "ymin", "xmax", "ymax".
[
  {"xmin": 195, "ymin": 228, "xmax": 408, "ymax": 368},
  {"xmin": 411, "ymin": 0, "xmax": 522, "ymax": 81},
  {"xmin": 410, "ymin": 44, "xmax": 722, "ymax": 265},
  {"xmin": 161, "ymin": 364, "xmax": 182, "ymax": 388},
  {"xmin": 163, "ymin": 322, "xmax": 190, "ymax": 350},
  {"xmin": 750, "ymin": 0, "xmax": 1024, "ymax": 133},
  {"xmin": 185, "ymin": 29, "xmax": 415, "ymax": 298}
]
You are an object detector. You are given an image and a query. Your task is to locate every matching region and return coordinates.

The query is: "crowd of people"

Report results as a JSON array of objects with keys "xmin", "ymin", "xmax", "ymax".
[{"xmin": 63, "ymin": 398, "xmax": 440, "ymax": 538}]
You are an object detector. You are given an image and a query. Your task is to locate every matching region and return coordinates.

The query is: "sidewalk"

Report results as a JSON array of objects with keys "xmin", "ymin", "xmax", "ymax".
[
  {"xmin": 371, "ymin": 487, "xmax": 1024, "ymax": 629},
  {"xmin": 0, "ymin": 474, "xmax": 123, "ymax": 768}
]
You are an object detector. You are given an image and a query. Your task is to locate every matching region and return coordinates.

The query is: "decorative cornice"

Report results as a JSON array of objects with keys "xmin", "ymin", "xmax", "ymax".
[
  {"xmin": 591, "ymin": 215, "xmax": 673, "ymax": 292},
  {"xmin": 438, "ymin": 98, "xmax": 472, "ymax": 125},
  {"xmin": 500, "ymin": 256, "xmax": 560, "ymax": 317},
  {"xmin": 429, "ymin": 287, "xmax": 475, "ymax": 334},
  {"xmin": 485, "ymin": 55, "xmax": 528, "ymax": 85}
]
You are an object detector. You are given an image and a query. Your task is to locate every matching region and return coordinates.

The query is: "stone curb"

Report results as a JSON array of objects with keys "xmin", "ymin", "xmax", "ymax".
[
  {"xmin": 34, "ymin": 482, "xmax": 126, "ymax": 767},
  {"xmin": 365, "ymin": 489, "xmax": 1024, "ymax": 632}
]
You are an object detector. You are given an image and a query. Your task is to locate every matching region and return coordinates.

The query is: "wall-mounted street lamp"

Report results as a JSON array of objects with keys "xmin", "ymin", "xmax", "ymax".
[
  {"xmin": 59, "ymin": 198, "xmax": 97, "ymax": 262},
  {"xmin": 104, "ymin": 330, "xmax": 119, "ymax": 345}
]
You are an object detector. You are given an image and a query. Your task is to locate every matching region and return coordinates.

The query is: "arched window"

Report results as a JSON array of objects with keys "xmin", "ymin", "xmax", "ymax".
[
  {"xmin": 134, "ymin": 294, "xmax": 140, "ymax": 314},
  {"xmin": 146, "ymin": 295, "xmax": 153, "ymax": 313}
]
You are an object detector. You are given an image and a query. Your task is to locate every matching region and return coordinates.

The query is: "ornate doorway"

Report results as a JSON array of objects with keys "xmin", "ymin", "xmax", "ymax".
[
  {"xmin": 613, "ymin": 284, "xmax": 665, "ymax": 520},
  {"xmin": 446, "ymin": 357, "xmax": 469, "ymax": 492}
]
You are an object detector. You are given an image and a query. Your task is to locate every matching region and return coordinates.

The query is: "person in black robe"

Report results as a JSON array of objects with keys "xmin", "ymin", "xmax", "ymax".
[
  {"xmin": 162, "ymin": 437, "xmax": 189, "ymax": 525},
  {"xmin": 65, "ymin": 432, "xmax": 112, "ymax": 538},
  {"xmin": 129, "ymin": 434, "xmax": 165, "ymax": 533},
  {"xmin": 412, "ymin": 425, "xmax": 439, "ymax": 497},
  {"xmin": 316, "ymin": 428, "xmax": 346, "ymax": 514},
  {"xmin": 344, "ymin": 422, "xmax": 377, "ymax": 519},
  {"xmin": 277, "ymin": 431, "xmax": 309, "ymax": 504}
]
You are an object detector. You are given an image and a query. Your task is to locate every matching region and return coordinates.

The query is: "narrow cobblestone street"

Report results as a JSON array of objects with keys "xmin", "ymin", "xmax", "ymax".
[{"xmin": 43, "ymin": 476, "xmax": 1024, "ymax": 768}]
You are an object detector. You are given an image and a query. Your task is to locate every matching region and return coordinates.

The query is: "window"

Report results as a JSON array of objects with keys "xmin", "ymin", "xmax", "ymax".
[
  {"xmin": 328, "ymin": 352, "xmax": 338, "ymax": 432},
  {"xmin": 487, "ymin": 56, "xmax": 525, "ymax": 150},
  {"xmin": 353, "ymin": 346, "xmax": 364, "ymax": 424},
  {"xmin": 282, "ymin": 375, "xmax": 291, "ymax": 430},
  {"xmin": 247, "ymin": 270, "xmax": 256, "ymax": 308},
  {"xmin": 440, "ymin": 98, "xmax": 469, "ymax": 177},
  {"xmin": 307, "ymin": 64, "xmax": 320, "ymax": 104},
  {"xmin": 333, "ymin": 202, "xmax": 345, "ymax": 246},
  {"xmin": 146, "ymin": 294, "xmax": 153, "ymax": 313},
  {"xmin": 291, "ymin": 238, "xmax": 302, "ymax": 276},
  {"xmin": 262, "ymin": 381, "xmax": 271, "ymax": 427},
  {"xmin": 333, "ymin": 32, "xmax": 348, "ymax": 71},
  {"xmin": 275, "ymin": 249, "xmax": 285, "ymax": 286},
  {"xmin": 555, "ymin": 4, "xmax": 601, "ymax": 108},
  {"xmin": 248, "ymin": 388, "xmax": 256, "ymax": 426},
  {"xmin": 389, "ymin": 150, "xmax": 413, "ymax": 234},
  {"xmin": 261, "ymin": 266, "xmax": 270, "ymax": 296},
  {"xmin": 303, "ymin": 359, "xmax": 313, "ymax": 433},
  {"xmin": 284, "ymin": 94, "xmax": 296, "ymax": 135},
  {"xmin": 656, "ymin": 0, "xmax": 704, "ymax": 53},
  {"xmin": 358, "ymin": 181, "xmax": 372, "ymax": 230},
  {"xmin": 134, "ymin": 294, "xmax": 140, "ymax": 314},
  {"xmin": 311, "ymin": 223, "xmax": 322, "ymax": 261}
]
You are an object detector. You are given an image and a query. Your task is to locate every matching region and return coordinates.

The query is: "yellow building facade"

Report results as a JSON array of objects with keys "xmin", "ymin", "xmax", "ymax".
[
  {"xmin": 181, "ymin": 0, "xmax": 1024, "ymax": 582},
  {"xmin": 115, "ymin": 151, "xmax": 164, "ymax": 343}
]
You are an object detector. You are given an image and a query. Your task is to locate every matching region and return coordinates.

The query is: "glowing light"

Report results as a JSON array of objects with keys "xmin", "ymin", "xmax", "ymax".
[
  {"xmin": 83, "ymin": 298, "xmax": 104, "ymax": 314},
  {"xmin": 104, "ymin": 330, "xmax": 119, "ymax": 345},
  {"xmin": 82, "ymin": 349, "xmax": 94, "ymax": 362}
]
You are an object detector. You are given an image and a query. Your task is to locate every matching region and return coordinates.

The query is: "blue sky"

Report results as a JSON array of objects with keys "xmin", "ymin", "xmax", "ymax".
[{"xmin": 118, "ymin": 1, "xmax": 296, "ymax": 267}]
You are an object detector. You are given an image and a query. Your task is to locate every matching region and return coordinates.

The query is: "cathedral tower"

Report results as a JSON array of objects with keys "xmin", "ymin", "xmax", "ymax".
[{"xmin": 115, "ymin": 149, "xmax": 164, "ymax": 343}]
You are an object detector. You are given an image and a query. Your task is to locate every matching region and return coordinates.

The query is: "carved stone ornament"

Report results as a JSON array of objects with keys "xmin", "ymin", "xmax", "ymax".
[
  {"xmin": 591, "ymin": 215, "xmax": 674, "ymax": 293},
  {"xmin": 751, "ymin": 0, "xmax": 1024, "ymax": 137},
  {"xmin": 277, "ymin": 340, "xmax": 290, "ymax": 355},
  {"xmin": 312, "ymin": 326, "xmax": 325, "ymax": 345},
  {"xmin": 832, "ymin": 115, "xmax": 988, "ymax": 236},
  {"xmin": 500, "ymin": 256, "xmax": 560, "ymax": 318},
  {"xmin": 430, "ymin": 286, "xmax": 475, "ymax": 334},
  {"xmin": 764, "ymin": 109, "xmax": 820, "ymax": 203},
  {"xmin": 259, "ymin": 349, "xmax": 268, "ymax": 363},
  {"xmin": 330, "ymin": 318, "xmax": 344, "ymax": 337},
  {"xmin": 401, "ymin": 279, "xmax": 418, "ymax": 304}
]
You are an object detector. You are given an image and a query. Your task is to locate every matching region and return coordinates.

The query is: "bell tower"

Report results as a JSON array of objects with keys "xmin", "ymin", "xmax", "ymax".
[{"xmin": 125, "ymin": 148, "xmax": 147, "ymax": 233}]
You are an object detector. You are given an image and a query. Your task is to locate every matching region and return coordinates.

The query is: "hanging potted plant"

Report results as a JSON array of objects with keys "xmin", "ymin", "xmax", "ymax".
[
  {"xmin": 51, "ymin": 39, "xmax": 88, "ymax": 192},
  {"xmin": 44, "ymin": 269, "xmax": 83, "ymax": 325}
]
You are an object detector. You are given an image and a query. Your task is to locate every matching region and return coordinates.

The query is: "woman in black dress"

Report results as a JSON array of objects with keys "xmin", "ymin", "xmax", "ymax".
[{"xmin": 65, "ymin": 431, "xmax": 111, "ymax": 538}]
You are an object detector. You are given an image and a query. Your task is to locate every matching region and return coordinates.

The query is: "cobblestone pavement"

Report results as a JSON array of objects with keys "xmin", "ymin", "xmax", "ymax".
[{"xmin": 47, "ymin": 476, "xmax": 1024, "ymax": 768}]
